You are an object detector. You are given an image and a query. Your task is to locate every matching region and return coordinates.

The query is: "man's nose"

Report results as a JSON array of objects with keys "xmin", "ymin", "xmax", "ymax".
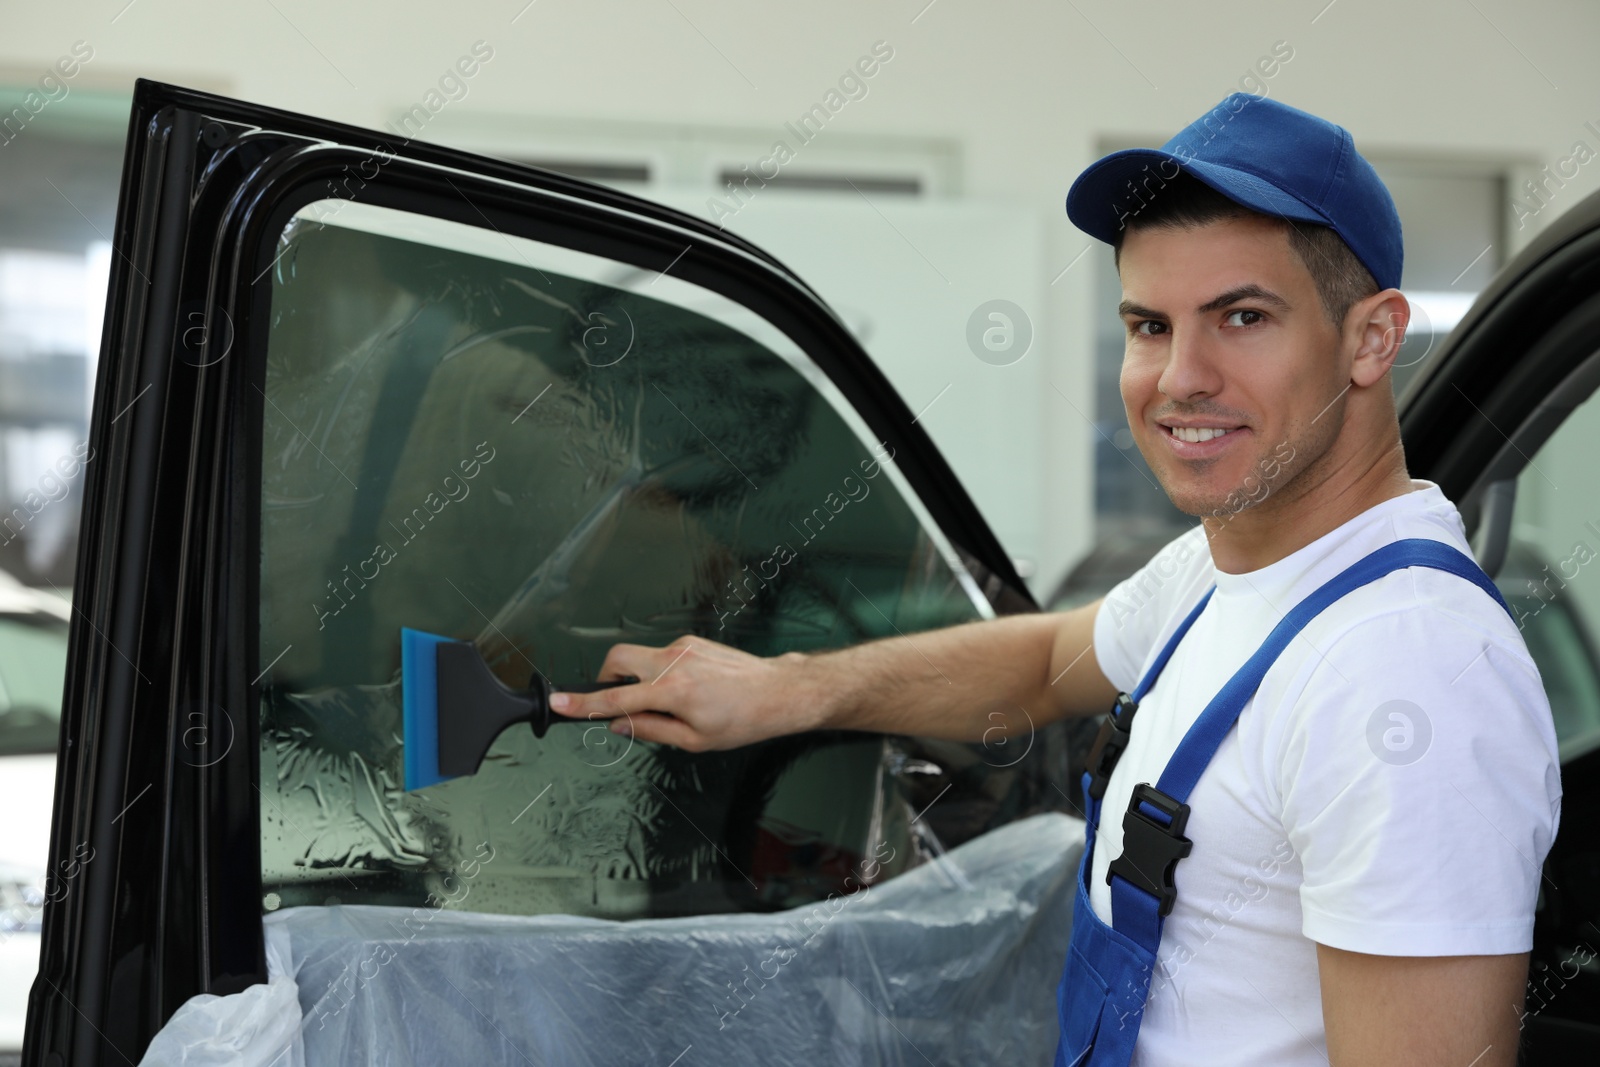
[{"xmin": 1158, "ymin": 325, "xmax": 1223, "ymax": 402}]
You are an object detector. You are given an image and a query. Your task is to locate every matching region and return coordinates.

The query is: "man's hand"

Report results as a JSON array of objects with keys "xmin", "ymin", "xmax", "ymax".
[
  {"xmin": 1317, "ymin": 944, "xmax": 1527, "ymax": 1065},
  {"xmin": 549, "ymin": 635, "xmax": 820, "ymax": 752},
  {"xmin": 549, "ymin": 597, "xmax": 1117, "ymax": 752}
]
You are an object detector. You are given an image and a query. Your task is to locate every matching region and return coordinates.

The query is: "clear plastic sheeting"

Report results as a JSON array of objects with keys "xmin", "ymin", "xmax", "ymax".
[
  {"xmin": 137, "ymin": 923, "xmax": 304, "ymax": 1067},
  {"xmin": 144, "ymin": 814, "xmax": 1084, "ymax": 1066}
]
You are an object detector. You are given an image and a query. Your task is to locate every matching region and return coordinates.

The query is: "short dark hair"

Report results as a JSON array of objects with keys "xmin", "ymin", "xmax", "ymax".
[{"xmin": 1110, "ymin": 173, "xmax": 1379, "ymax": 329}]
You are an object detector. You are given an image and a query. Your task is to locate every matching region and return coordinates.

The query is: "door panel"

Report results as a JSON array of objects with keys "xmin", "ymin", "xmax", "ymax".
[{"xmin": 27, "ymin": 80, "xmax": 1052, "ymax": 1065}]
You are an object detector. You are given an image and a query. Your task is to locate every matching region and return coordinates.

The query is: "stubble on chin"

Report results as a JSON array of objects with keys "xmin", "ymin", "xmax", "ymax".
[{"xmin": 1154, "ymin": 436, "xmax": 1308, "ymax": 522}]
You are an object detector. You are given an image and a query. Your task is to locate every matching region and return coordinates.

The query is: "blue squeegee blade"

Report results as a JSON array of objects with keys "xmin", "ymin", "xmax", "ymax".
[{"xmin": 401, "ymin": 627, "xmax": 451, "ymax": 792}]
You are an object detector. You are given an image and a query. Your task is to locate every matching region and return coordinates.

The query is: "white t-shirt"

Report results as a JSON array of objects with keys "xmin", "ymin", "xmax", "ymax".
[{"xmin": 1087, "ymin": 479, "xmax": 1561, "ymax": 1066}]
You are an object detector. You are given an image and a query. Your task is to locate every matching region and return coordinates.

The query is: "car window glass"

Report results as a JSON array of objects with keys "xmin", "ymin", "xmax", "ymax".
[
  {"xmin": 257, "ymin": 200, "xmax": 995, "ymax": 920},
  {"xmin": 1506, "ymin": 388, "xmax": 1600, "ymax": 761}
]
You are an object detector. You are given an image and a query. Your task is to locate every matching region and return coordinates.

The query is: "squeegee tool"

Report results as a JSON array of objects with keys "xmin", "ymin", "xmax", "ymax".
[{"xmin": 401, "ymin": 626, "xmax": 638, "ymax": 791}]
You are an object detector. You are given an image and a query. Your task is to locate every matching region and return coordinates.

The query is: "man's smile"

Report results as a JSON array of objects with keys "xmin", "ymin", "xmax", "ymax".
[{"xmin": 1156, "ymin": 421, "xmax": 1250, "ymax": 458}]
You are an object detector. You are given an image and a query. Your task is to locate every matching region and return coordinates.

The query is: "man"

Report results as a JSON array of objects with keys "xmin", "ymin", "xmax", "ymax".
[{"xmin": 551, "ymin": 94, "xmax": 1560, "ymax": 1065}]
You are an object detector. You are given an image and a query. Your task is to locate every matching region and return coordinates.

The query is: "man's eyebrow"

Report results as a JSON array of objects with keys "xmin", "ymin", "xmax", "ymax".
[
  {"xmin": 1117, "ymin": 285, "xmax": 1292, "ymax": 320},
  {"xmin": 1196, "ymin": 284, "xmax": 1292, "ymax": 314}
]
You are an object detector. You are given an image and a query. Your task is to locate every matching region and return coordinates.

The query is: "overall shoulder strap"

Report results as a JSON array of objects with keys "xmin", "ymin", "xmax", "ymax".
[
  {"xmin": 1080, "ymin": 587, "xmax": 1216, "ymax": 810},
  {"xmin": 1155, "ymin": 537, "xmax": 1509, "ymax": 802},
  {"xmin": 1107, "ymin": 537, "xmax": 1510, "ymax": 945}
]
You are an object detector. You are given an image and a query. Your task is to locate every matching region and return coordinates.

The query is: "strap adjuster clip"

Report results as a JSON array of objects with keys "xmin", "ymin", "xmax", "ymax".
[
  {"xmin": 1085, "ymin": 692, "xmax": 1139, "ymax": 801},
  {"xmin": 1106, "ymin": 783, "xmax": 1192, "ymax": 916}
]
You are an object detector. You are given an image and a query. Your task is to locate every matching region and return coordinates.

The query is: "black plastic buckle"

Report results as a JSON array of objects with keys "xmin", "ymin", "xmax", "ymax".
[
  {"xmin": 1085, "ymin": 692, "xmax": 1140, "ymax": 801},
  {"xmin": 1106, "ymin": 783, "xmax": 1192, "ymax": 916}
]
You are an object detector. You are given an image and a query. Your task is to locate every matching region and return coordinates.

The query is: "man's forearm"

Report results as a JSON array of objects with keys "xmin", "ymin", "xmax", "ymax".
[
  {"xmin": 798, "ymin": 613, "xmax": 1067, "ymax": 742},
  {"xmin": 554, "ymin": 601, "xmax": 1108, "ymax": 752}
]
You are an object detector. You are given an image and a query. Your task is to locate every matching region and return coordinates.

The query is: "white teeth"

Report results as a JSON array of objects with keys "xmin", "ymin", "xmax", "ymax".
[{"xmin": 1170, "ymin": 426, "xmax": 1236, "ymax": 443}]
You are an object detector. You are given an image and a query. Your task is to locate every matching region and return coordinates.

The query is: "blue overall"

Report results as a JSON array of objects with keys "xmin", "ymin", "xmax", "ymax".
[{"xmin": 1052, "ymin": 538, "xmax": 1514, "ymax": 1067}]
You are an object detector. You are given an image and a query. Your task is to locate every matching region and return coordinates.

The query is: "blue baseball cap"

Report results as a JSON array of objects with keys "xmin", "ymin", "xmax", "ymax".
[{"xmin": 1065, "ymin": 93, "xmax": 1403, "ymax": 292}]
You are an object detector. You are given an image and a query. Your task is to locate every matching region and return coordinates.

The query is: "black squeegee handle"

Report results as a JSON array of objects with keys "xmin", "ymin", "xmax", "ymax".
[
  {"xmin": 528, "ymin": 675, "xmax": 641, "ymax": 738},
  {"xmin": 434, "ymin": 638, "xmax": 640, "ymax": 779}
]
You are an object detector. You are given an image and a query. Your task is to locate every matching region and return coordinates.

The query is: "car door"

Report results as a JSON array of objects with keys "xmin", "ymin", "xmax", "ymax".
[
  {"xmin": 23, "ymin": 80, "xmax": 1083, "ymax": 1066},
  {"xmin": 1397, "ymin": 186, "xmax": 1600, "ymax": 1064}
]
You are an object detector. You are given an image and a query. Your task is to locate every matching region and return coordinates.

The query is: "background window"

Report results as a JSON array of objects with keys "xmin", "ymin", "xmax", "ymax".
[{"xmin": 0, "ymin": 88, "xmax": 124, "ymax": 588}]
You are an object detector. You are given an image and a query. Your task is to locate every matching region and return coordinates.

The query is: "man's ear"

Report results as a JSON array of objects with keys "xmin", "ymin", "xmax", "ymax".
[{"xmin": 1348, "ymin": 289, "xmax": 1411, "ymax": 388}]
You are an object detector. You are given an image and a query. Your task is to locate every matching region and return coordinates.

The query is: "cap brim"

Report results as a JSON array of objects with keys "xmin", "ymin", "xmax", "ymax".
[{"xmin": 1065, "ymin": 148, "xmax": 1330, "ymax": 244}]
